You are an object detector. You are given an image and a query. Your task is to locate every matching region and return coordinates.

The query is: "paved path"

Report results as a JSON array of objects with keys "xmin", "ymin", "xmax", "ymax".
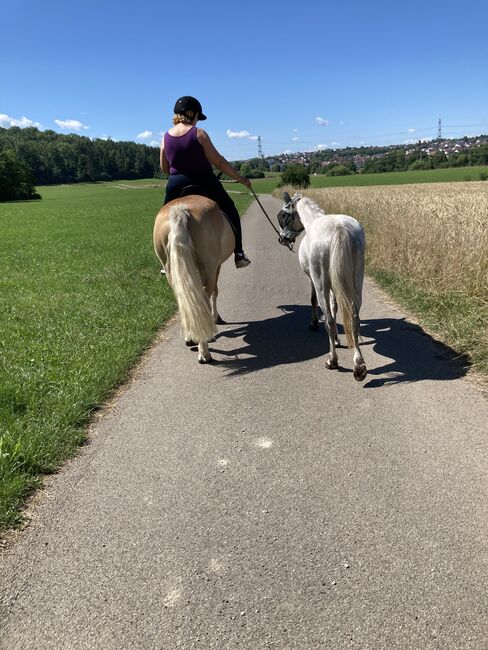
[{"xmin": 1, "ymin": 196, "xmax": 488, "ymax": 649}]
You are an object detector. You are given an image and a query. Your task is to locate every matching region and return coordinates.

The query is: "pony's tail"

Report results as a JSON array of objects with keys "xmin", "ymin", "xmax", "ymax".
[
  {"xmin": 329, "ymin": 228, "xmax": 358, "ymax": 348},
  {"xmin": 166, "ymin": 204, "xmax": 217, "ymax": 343}
]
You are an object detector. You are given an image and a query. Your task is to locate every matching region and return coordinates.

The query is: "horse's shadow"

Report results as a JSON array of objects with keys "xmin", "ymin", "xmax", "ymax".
[
  {"xmin": 207, "ymin": 305, "xmax": 469, "ymax": 386},
  {"xmin": 209, "ymin": 305, "xmax": 327, "ymax": 376},
  {"xmin": 360, "ymin": 317, "xmax": 469, "ymax": 388}
]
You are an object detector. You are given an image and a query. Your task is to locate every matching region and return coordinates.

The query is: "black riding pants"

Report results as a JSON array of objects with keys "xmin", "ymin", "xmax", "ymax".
[{"xmin": 163, "ymin": 172, "xmax": 243, "ymax": 254}]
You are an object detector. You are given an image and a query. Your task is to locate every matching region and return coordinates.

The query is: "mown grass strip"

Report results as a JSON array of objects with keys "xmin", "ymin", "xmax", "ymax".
[
  {"xmin": 370, "ymin": 269, "xmax": 488, "ymax": 377},
  {"xmin": 0, "ymin": 183, "xmax": 252, "ymax": 529}
]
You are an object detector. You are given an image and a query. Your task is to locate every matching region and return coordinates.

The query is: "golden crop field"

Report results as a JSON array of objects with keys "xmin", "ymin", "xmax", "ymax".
[{"xmin": 291, "ymin": 182, "xmax": 488, "ymax": 378}]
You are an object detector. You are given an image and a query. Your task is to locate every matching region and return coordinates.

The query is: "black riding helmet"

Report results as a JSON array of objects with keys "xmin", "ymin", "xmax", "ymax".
[{"xmin": 173, "ymin": 96, "xmax": 207, "ymax": 121}]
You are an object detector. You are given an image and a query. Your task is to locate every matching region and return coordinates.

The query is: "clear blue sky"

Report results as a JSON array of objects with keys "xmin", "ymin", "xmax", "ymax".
[{"xmin": 2, "ymin": 0, "xmax": 487, "ymax": 161}]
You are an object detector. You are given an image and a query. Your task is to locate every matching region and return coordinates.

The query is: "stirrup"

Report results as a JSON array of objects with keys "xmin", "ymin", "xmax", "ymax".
[{"xmin": 235, "ymin": 252, "xmax": 251, "ymax": 268}]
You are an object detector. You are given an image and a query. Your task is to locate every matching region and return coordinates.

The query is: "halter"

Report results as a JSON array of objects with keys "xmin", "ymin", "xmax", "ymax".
[{"xmin": 278, "ymin": 194, "xmax": 304, "ymax": 248}]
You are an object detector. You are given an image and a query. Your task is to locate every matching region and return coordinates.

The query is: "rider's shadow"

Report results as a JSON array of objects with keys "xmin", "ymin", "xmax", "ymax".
[
  {"xmin": 359, "ymin": 317, "xmax": 469, "ymax": 388},
  {"xmin": 210, "ymin": 304, "xmax": 329, "ymax": 376},
  {"xmin": 211, "ymin": 306, "xmax": 469, "ymax": 386}
]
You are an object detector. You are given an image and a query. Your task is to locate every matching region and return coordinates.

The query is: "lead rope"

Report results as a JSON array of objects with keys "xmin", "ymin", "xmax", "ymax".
[{"xmin": 249, "ymin": 187, "xmax": 294, "ymax": 251}]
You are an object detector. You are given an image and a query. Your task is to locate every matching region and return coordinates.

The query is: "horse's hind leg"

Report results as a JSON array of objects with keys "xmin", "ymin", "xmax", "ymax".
[
  {"xmin": 211, "ymin": 265, "xmax": 225, "ymax": 325},
  {"xmin": 309, "ymin": 281, "xmax": 319, "ymax": 330},
  {"xmin": 352, "ymin": 306, "xmax": 367, "ymax": 381},
  {"xmin": 198, "ymin": 268, "xmax": 218, "ymax": 364}
]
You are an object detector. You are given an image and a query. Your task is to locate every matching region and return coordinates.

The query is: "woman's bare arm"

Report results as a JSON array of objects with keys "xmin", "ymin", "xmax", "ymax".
[
  {"xmin": 197, "ymin": 129, "xmax": 251, "ymax": 187},
  {"xmin": 160, "ymin": 138, "xmax": 170, "ymax": 174}
]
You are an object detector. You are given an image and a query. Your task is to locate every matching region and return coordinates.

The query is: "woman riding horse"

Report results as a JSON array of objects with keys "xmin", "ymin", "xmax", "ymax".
[
  {"xmin": 160, "ymin": 96, "xmax": 251, "ymax": 268},
  {"xmin": 154, "ymin": 97, "xmax": 251, "ymax": 363}
]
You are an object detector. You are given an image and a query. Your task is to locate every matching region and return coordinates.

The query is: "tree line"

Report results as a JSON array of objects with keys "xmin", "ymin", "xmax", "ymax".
[{"xmin": 0, "ymin": 127, "xmax": 160, "ymax": 191}]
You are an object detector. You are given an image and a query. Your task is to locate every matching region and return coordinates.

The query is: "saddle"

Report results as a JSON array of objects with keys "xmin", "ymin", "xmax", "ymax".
[{"xmin": 179, "ymin": 184, "xmax": 237, "ymax": 238}]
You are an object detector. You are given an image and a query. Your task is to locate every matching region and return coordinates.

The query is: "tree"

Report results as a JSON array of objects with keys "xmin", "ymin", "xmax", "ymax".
[
  {"xmin": 0, "ymin": 150, "xmax": 41, "ymax": 201},
  {"xmin": 280, "ymin": 164, "xmax": 310, "ymax": 189},
  {"xmin": 325, "ymin": 164, "xmax": 352, "ymax": 176}
]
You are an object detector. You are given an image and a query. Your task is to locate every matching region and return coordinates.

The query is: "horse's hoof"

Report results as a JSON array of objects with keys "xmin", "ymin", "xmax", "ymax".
[
  {"xmin": 185, "ymin": 339, "xmax": 197, "ymax": 347},
  {"xmin": 198, "ymin": 355, "xmax": 213, "ymax": 364},
  {"xmin": 326, "ymin": 357, "xmax": 338, "ymax": 370},
  {"xmin": 353, "ymin": 364, "xmax": 367, "ymax": 382},
  {"xmin": 309, "ymin": 321, "xmax": 319, "ymax": 331},
  {"xmin": 335, "ymin": 337, "xmax": 341, "ymax": 347},
  {"xmin": 216, "ymin": 315, "xmax": 226, "ymax": 325}
]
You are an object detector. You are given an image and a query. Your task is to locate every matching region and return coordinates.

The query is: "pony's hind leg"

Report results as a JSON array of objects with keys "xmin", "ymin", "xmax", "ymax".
[
  {"xmin": 314, "ymin": 278, "xmax": 338, "ymax": 370},
  {"xmin": 309, "ymin": 281, "xmax": 319, "ymax": 330},
  {"xmin": 329, "ymin": 290, "xmax": 341, "ymax": 346},
  {"xmin": 352, "ymin": 308, "xmax": 367, "ymax": 381}
]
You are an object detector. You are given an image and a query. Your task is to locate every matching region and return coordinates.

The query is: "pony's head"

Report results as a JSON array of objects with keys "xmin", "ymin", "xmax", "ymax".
[{"xmin": 277, "ymin": 191, "xmax": 304, "ymax": 249}]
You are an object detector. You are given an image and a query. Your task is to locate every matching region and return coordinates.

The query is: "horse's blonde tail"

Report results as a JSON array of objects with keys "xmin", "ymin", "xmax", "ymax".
[
  {"xmin": 167, "ymin": 204, "xmax": 217, "ymax": 343},
  {"xmin": 329, "ymin": 228, "xmax": 358, "ymax": 348}
]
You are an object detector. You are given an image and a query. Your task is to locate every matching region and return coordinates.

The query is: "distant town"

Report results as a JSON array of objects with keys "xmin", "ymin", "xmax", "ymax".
[{"xmin": 259, "ymin": 135, "xmax": 488, "ymax": 175}]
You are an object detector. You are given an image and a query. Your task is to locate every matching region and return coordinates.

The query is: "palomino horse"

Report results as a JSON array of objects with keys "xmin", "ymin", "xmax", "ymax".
[
  {"xmin": 153, "ymin": 194, "xmax": 234, "ymax": 363},
  {"xmin": 277, "ymin": 192, "xmax": 367, "ymax": 381}
]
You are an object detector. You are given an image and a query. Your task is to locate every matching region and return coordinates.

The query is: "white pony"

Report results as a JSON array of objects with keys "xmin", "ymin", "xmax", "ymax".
[{"xmin": 277, "ymin": 192, "xmax": 367, "ymax": 381}]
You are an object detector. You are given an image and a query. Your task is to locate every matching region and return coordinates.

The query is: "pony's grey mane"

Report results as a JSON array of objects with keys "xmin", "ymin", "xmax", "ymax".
[{"xmin": 297, "ymin": 197, "xmax": 325, "ymax": 225}]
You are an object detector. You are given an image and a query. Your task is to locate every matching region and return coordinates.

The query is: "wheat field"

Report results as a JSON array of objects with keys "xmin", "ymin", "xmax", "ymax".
[{"xmin": 281, "ymin": 181, "xmax": 488, "ymax": 377}]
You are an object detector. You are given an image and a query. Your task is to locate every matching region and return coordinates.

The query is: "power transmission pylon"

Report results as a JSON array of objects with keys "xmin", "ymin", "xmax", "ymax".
[
  {"xmin": 258, "ymin": 136, "xmax": 264, "ymax": 159},
  {"xmin": 437, "ymin": 118, "xmax": 442, "ymax": 140}
]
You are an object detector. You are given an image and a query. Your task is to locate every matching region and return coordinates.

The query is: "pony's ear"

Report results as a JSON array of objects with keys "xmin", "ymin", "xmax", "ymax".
[
  {"xmin": 282, "ymin": 191, "xmax": 291, "ymax": 203},
  {"xmin": 292, "ymin": 193, "xmax": 302, "ymax": 201}
]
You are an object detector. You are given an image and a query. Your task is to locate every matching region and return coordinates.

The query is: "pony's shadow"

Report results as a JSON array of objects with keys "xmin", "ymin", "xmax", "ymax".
[
  {"xmin": 208, "ymin": 305, "xmax": 469, "ymax": 386},
  {"xmin": 209, "ymin": 305, "xmax": 329, "ymax": 377},
  {"xmin": 360, "ymin": 317, "xmax": 469, "ymax": 388}
]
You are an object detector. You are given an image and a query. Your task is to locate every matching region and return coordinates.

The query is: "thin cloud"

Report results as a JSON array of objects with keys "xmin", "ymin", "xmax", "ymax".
[
  {"xmin": 137, "ymin": 130, "xmax": 152, "ymax": 139},
  {"xmin": 315, "ymin": 144, "xmax": 328, "ymax": 150},
  {"xmin": 248, "ymin": 135, "xmax": 258, "ymax": 141},
  {"xmin": 227, "ymin": 129, "xmax": 251, "ymax": 138},
  {"xmin": 293, "ymin": 128, "xmax": 299, "ymax": 132},
  {"xmin": 55, "ymin": 119, "xmax": 89, "ymax": 131},
  {"xmin": 292, "ymin": 137, "xmax": 299, "ymax": 141},
  {"xmin": 316, "ymin": 117, "xmax": 329, "ymax": 126},
  {"xmin": 407, "ymin": 128, "xmax": 416, "ymax": 133},
  {"xmin": 149, "ymin": 140, "xmax": 160, "ymax": 147},
  {"xmin": 0, "ymin": 113, "xmax": 42, "ymax": 129}
]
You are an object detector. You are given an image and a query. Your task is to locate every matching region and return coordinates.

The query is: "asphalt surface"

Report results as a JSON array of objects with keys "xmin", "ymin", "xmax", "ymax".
[{"xmin": 1, "ymin": 195, "xmax": 488, "ymax": 649}]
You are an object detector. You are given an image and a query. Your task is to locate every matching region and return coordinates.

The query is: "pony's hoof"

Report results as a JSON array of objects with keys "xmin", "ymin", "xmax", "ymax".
[
  {"xmin": 185, "ymin": 339, "xmax": 197, "ymax": 347},
  {"xmin": 309, "ymin": 321, "xmax": 319, "ymax": 331},
  {"xmin": 216, "ymin": 315, "xmax": 226, "ymax": 325},
  {"xmin": 198, "ymin": 355, "xmax": 213, "ymax": 364},
  {"xmin": 326, "ymin": 357, "xmax": 338, "ymax": 370},
  {"xmin": 335, "ymin": 337, "xmax": 341, "ymax": 347},
  {"xmin": 353, "ymin": 364, "xmax": 367, "ymax": 382}
]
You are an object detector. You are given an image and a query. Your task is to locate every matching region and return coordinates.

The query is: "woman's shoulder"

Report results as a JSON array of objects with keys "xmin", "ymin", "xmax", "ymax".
[{"xmin": 196, "ymin": 128, "xmax": 209, "ymax": 141}]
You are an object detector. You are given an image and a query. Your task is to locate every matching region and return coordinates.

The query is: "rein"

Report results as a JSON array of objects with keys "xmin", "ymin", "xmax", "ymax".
[{"xmin": 249, "ymin": 187, "xmax": 294, "ymax": 252}]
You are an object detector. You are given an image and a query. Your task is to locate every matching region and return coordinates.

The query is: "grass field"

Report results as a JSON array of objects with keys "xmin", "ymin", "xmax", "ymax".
[
  {"xmin": 250, "ymin": 165, "xmax": 488, "ymax": 194},
  {"xmin": 0, "ymin": 182, "xmax": 252, "ymax": 529}
]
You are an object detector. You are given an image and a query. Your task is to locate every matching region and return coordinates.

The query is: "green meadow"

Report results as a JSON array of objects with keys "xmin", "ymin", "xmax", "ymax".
[
  {"xmin": 0, "ymin": 183, "xmax": 252, "ymax": 529},
  {"xmin": 249, "ymin": 165, "xmax": 488, "ymax": 194}
]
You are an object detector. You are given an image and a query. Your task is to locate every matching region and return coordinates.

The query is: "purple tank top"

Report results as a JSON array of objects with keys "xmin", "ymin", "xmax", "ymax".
[{"xmin": 164, "ymin": 126, "xmax": 212, "ymax": 175}]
